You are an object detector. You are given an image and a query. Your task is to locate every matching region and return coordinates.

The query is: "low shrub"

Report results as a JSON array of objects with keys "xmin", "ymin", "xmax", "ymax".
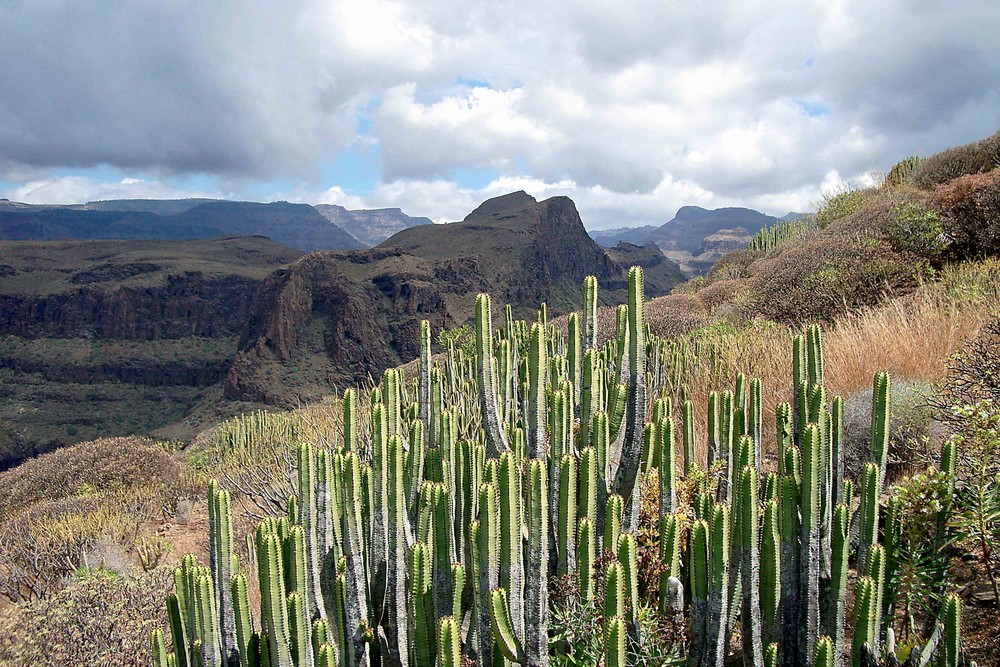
[
  {"xmin": 0, "ymin": 437, "xmax": 184, "ymax": 521},
  {"xmin": 841, "ymin": 378, "xmax": 936, "ymax": 484},
  {"xmin": 0, "ymin": 494, "xmax": 143, "ymax": 602},
  {"xmin": 644, "ymin": 293, "xmax": 708, "ymax": 340},
  {"xmin": 911, "ymin": 130, "xmax": 1000, "ymax": 189},
  {"xmin": 930, "ymin": 169, "xmax": 1000, "ymax": 258},
  {"xmin": 884, "ymin": 199, "xmax": 946, "ymax": 258},
  {"xmin": 0, "ymin": 567, "xmax": 171, "ymax": 667},
  {"xmin": 742, "ymin": 231, "xmax": 928, "ymax": 324},
  {"xmin": 931, "ymin": 319, "xmax": 1000, "ymax": 434},
  {"xmin": 815, "ymin": 185, "xmax": 879, "ymax": 228}
]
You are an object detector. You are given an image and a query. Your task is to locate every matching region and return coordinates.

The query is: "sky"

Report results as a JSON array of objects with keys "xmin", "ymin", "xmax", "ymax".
[{"xmin": 1, "ymin": 1, "xmax": 998, "ymax": 230}]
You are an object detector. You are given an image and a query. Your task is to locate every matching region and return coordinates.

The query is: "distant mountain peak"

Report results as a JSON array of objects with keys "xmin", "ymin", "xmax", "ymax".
[{"xmin": 464, "ymin": 190, "xmax": 537, "ymax": 221}]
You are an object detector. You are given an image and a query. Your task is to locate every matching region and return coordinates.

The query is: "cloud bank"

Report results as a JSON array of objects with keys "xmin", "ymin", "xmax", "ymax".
[{"xmin": 1, "ymin": 0, "xmax": 998, "ymax": 228}]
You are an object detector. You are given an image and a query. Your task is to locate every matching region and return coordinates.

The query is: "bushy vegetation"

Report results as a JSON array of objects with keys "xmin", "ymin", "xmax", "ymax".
[
  {"xmin": 911, "ymin": 130, "xmax": 1000, "ymax": 188},
  {"xmin": 0, "ymin": 567, "xmax": 172, "ymax": 666},
  {"xmin": 0, "ymin": 437, "xmax": 194, "ymax": 604},
  {"xmin": 931, "ymin": 169, "xmax": 1000, "ymax": 257}
]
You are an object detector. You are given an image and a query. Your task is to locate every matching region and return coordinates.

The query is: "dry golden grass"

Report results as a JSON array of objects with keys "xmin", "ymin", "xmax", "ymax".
[{"xmin": 671, "ymin": 259, "xmax": 1000, "ymax": 466}]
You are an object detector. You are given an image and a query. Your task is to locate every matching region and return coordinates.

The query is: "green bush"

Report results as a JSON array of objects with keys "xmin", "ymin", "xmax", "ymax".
[
  {"xmin": 885, "ymin": 200, "xmax": 945, "ymax": 258},
  {"xmin": 815, "ymin": 186, "xmax": 878, "ymax": 228},
  {"xmin": 0, "ymin": 436, "xmax": 184, "ymax": 521}
]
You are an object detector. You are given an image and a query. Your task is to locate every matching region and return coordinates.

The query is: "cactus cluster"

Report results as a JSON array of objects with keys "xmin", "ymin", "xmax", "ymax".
[{"xmin": 153, "ymin": 270, "xmax": 966, "ymax": 667}]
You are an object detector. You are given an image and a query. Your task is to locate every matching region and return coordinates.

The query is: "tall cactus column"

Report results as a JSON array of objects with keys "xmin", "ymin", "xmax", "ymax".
[
  {"xmin": 740, "ymin": 466, "xmax": 764, "ymax": 667},
  {"xmin": 208, "ymin": 480, "xmax": 240, "ymax": 666},
  {"xmin": 612, "ymin": 266, "xmax": 647, "ymax": 534},
  {"xmin": 476, "ymin": 294, "xmax": 511, "ymax": 457},
  {"xmin": 525, "ymin": 459, "xmax": 550, "ymax": 667}
]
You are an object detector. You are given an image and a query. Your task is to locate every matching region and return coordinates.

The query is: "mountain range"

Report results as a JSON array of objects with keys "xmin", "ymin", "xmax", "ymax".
[
  {"xmin": 0, "ymin": 190, "xmax": 684, "ymax": 467},
  {"xmin": 589, "ymin": 206, "xmax": 804, "ymax": 274},
  {"xmin": 0, "ymin": 198, "xmax": 430, "ymax": 250}
]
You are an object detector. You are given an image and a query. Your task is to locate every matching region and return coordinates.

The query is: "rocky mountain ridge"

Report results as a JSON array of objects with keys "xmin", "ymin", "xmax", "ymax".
[{"xmin": 0, "ymin": 192, "xmax": 686, "ymax": 466}]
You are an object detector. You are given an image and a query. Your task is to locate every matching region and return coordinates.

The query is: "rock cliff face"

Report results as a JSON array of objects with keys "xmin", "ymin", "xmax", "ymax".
[
  {"xmin": 223, "ymin": 193, "xmax": 687, "ymax": 405},
  {"xmin": 379, "ymin": 192, "xmax": 678, "ymax": 314},
  {"xmin": 224, "ymin": 249, "xmax": 453, "ymax": 405},
  {"xmin": 0, "ymin": 237, "xmax": 304, "ymax": 466},
  {"xmin": 0, "ymin": 274, "xmax": 258, "ymax": 340}
]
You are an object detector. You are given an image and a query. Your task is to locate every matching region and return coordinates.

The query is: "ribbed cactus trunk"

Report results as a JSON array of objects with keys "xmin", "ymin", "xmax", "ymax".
[
  {"xmin": 477, "ymin": 483, "xmax": 499, "ymax": 667},
  {"xmin": 387, "ymin": 434, "xmax": 412, "ymax": 666},
  {"xmin": 778, "ymin": 475, "xmax": 800, "ymax": 667},
  {"xmin": 799, "ymin": 424, "xmax": 821, "ymax": 666},
  {"xmin": 208, "ymin": 480, "xmax": 240, "ymax": 667},
  {"xmin": 525, "ymin": 459, "xmax": 549, "ymax": 667},
  {"xmin": 341, "ymin": 453, "xmax": 371, "ymax": 667},
  {"xmin": 761, "ymin": 499, "xmax": 781, "ymax": 650},
  {"xmin": 612, "ymin": 267, "xmax": 647, "ymax": 534},
  {"xmin": 740, "ymin": 466, "xmax": 764, "ymax": 667},
  {"xmin": 706, "ymin": 505, "xmax": 730, "ymax": 667},
  {"xmin": 476, "ymin": 294, "xmax": 511, "ymax": 457},
  {"xmin": 870, "ymin": 372, "xmax": 890, "ymax": 488}
]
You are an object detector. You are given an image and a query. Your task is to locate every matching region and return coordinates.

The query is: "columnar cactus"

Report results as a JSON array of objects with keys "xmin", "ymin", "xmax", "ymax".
[
  {"xmin": 408, "ymin": 542, "xmax": 433, "ymax": 666},
  {"xmin": 659, "ymin": 417, "xmax": 677, "ymax": 516},
  {"xmin": 525, "ymin": 459, "xmax": 549, "ymax": 667},
  {"xmin": 557, "ymin": 455, "xmax": 577, "ymax": 577},
  {"xmin": 761, "ymin": 498, "xmax": 781, "ymax": 651},
  {"xmin": 477, "ymin": 483, "xmax": 500, "ymax": 666},
  {"xmin": 476, "ymin": 294, "xmax": 511, "ymax": 457},
  {"xmin": 870, "ymin": 372, "xmax": 890, "ymax": 486},
  {"xmin": 151, "ymin": 275, "xmax": 964, "ymax": 667},
  {"xmin": 682, "ymin": 399, "xmax": 697, "ymax": 474},
  {"xmin": 858, "ymin": 462, "xmax": 881, "ymax": 577},
  {"xmin": 612, "ymin": 266, "xmax": 647, "ymax": 534},
  {"xmin": 436, "ymin": 616, "xmax": 462, "ymax": 667},
  {"xmin": 800, "ymin": 424, "xmax": 822, "ymax": 665},
  {"xmin": 208, "ymin": 479, "xmax": 240, "ymax": 666},
  {"xmin": 583, "ymin": 275, "xmax": 598, "ymax": 352},
  {"xmin": 707, "ymin": 504, "xmax": 731, "ymax": 667},
  {"xmin": 852, "ymin": 577, "xmax": 877, "ymax": 667}
]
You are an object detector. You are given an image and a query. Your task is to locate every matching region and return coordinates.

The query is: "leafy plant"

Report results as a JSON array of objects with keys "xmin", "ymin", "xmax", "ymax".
[
  {"xmin": 437, "ymin": 323, "xmax": 476, "ymax": 358},
  {"xmin": 889, "ymin": 469, "xmax": 952, "ymax": 638},
  {"xmin": 947, "ymin": 400, "xmax": 1000, "ymax": 605}
]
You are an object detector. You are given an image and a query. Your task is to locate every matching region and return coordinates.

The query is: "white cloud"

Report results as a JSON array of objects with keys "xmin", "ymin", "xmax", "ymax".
[
  {"xmin": 0, "ymin": 0, "xmax": 997, "ymax": 227},
  {"xmin": 10, "ymin": 176, "xmax": 212, "ymax": 205}
]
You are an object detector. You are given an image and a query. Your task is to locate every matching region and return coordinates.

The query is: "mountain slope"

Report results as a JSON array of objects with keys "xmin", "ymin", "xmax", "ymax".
[
  {"xmin": 380, "ymin": 191, "xmax": 684, "ymax": 313},
  {"xmin": 314, "ymin": 205, "xmax": 432, "ymax": 246},
  {"xmin": 0, "ymin": 236, "xmax": 304, "ymax": 467}
]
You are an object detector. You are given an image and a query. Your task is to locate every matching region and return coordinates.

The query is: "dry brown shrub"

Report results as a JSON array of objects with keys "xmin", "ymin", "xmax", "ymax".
[
  {"xmin": 741, "ymin": 229, "xmax": 926, "ymax": 324},
  {"xmin": 911, "ymin": 130, "xmax": 1000, "ymax": 189},
  {"xmin": 0, "ymin": 494, "xmax": 144, "ymax": 602},
  {"xmin": 708, "ymin": 249, "xmax": 761, "ymax": 281},
  {"xmin": 692, "ymin": 279, "xmax": 741, "ymax": 312},
  {"xmin": 644, "ymin": 293, "xmax": 708, "ymax": 340},
  {"xmin": 930, "ymin": 168, "xmax": 1000, "ymax": 257},
  {"xmin": 0, "ymin": 437, "xmax": 184, "ymax": 521},
  {"xmin": 0, "ymin": 567, "xmax": 171, "ymax": 667},
  {"xmin": 930, "ymin": 318, "xmax": 1000, "ymax": 433}
]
